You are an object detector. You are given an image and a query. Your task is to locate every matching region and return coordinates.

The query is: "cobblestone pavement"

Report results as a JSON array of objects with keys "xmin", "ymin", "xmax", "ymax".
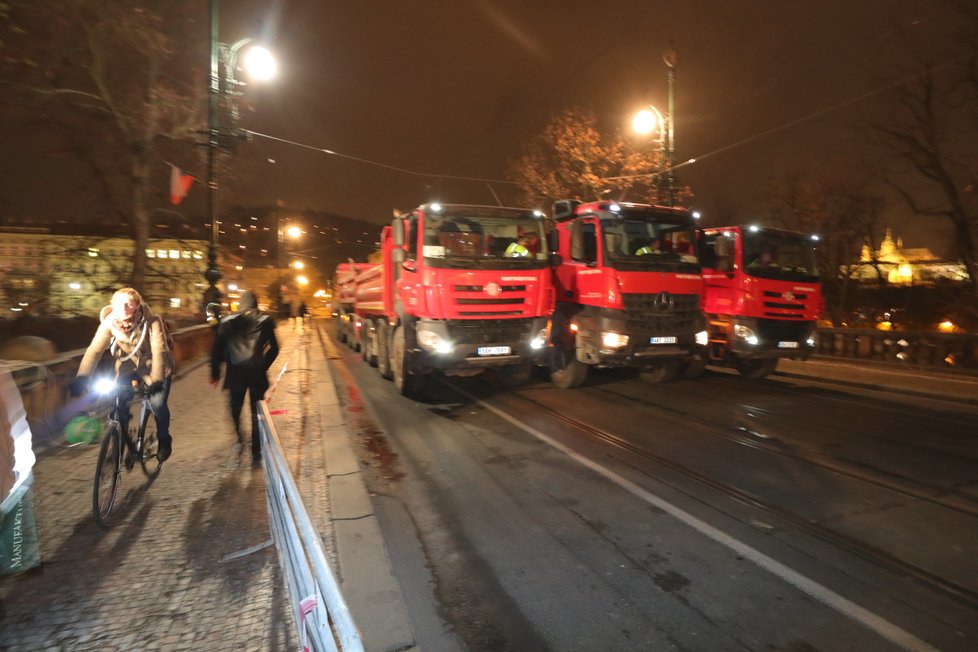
[{"xmin": 0, "ymin": 324, "xmax": 309, "ymax": 651}]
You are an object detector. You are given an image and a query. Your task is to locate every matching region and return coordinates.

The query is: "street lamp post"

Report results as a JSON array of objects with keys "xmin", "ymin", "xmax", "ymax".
[
  {"xmin": 203, "ymin": 0, "xmax": 277, "ymax": 314},
  {"xmin": 631, "ymin": 46, "xmax": 679, "ymax": 206}
]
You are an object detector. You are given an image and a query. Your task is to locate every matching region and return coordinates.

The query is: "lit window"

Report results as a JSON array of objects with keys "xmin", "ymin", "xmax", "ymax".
[
  {"xmin": 182, "ymin": 250, "xmax": 191, "ymax": 259},
  {"xmin": 157, "ymin": 249, "xmax": 167, "ymax": 258},
  {"xmin": 147, "ymin": 249, "xmax": 156, "ymax": 258},
  {"xmin": 170, "ymin": 298, "xmax": 181, "ymax": 308},
  {"xmin": 88, "ymin": 248, "xmax": 100, "ymax": 257},
  {"xmin": 192, "ymin": 251, "xmax": 203, "ymax": 259}
]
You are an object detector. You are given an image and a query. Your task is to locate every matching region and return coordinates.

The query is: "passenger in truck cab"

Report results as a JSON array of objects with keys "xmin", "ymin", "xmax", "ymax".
[
  {"xmin": 635, "ymin": 237, "xmax": 661, "ymax": 256},
  {"xmin": 750, "ymin": 250, "xmax": 779, "ymax": 268},
  {"xmin": 504, "ymin": 234, "xmax": 533, "ymax": 257}
]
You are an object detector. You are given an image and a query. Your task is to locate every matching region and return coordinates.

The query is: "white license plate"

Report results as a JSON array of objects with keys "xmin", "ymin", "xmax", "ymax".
[
  {"xmin": 477, "ymin": 346, "xmax": 511, "ymax": 356},
  {"xmin": 778, "ymin": 341, "xmax": 799, "ymax": 349},
  {"xmin": 650, "ymin": 336, "xmax": 678, "ymax": 344}
]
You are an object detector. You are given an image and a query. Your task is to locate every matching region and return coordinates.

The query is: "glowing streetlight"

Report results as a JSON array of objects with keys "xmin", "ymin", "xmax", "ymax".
[
  {"xmin": 286, "ymin": 225, "xmax": 302, "ymax": 239},
  {"xmin": 631, "ymin": 46, "xmax": 678, "ymax": 205},
  {"xmin": 243, "ymin": 46, "xmax": 278, "ymax": 81},
  {"xmin": 292, "ymin": 260, "xmax": 305, "ymax": 270},
  {"xmin": 296, "ymin": 275, "xmax": 309, "ymax": 286}
]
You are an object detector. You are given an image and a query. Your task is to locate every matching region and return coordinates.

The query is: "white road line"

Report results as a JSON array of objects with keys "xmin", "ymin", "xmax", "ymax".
[{"xmin": 468, "ymin": 391, "xmax": 941, "ymax": 652}]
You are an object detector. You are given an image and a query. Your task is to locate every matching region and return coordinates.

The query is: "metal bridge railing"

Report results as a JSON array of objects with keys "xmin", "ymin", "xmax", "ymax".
[
  {"xmin": 258, "ymin": 400, "xmax": 364, "ymax": 652},
  {"xmin": 814, "ymin": 328, "xmax": 978, "ymax": 374}
]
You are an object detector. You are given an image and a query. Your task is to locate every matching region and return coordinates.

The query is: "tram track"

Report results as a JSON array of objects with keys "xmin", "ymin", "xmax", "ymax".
[
  {"xmin": 485, "ymin": 385, "xmax": 978, "ymax": 612},
  {"xmin": 586, "ymin": 379, "xmax": 978, "ymax": 515}
]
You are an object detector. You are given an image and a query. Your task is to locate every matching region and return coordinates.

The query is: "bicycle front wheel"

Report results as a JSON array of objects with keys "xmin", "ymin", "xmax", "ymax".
[
  {"xmin": 93, "ymin": 422, "xmax": 122, "ymax": 525},
  {"xmin": 139, "ymin": 424, "xmax": 161, "ymax": 479}
]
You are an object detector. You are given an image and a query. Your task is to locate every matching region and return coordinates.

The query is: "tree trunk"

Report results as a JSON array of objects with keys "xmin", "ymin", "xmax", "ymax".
[{"xmin": 129, "ymin": 152, "xmax": 151, "ymax": 294}]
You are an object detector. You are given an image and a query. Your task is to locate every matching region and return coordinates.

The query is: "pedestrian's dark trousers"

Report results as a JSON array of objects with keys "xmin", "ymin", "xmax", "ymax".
[{"xmin": 229, "ymin": 384, "xmax": 265, "ymax": 456}]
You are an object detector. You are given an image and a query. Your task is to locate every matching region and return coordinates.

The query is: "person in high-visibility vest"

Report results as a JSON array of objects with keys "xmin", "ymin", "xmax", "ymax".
[
  {"xmin": 635, "ymin": 237, "xmax": 661, "ymax": 256},
  {"xmin": 504, "ymin": 236, "xmax": 531, "ymax": 257}
]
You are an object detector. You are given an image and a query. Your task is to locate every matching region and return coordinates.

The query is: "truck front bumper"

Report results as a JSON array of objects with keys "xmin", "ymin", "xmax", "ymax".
[{"xmin": 413, "ymin": 317, "xmax": 550, "ymax": 371}]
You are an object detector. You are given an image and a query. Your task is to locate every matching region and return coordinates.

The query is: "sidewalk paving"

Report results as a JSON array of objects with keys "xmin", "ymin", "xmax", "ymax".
[{"xmin": 0, "ymin": 327, "xmax": 301, "ymax": 651}]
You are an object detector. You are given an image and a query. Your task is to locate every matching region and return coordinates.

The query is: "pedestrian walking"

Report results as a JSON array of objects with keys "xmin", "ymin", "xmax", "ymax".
[
  {"xmin": 296, "ymin": 301, "xmax": 308, "ymax": 327},
  {"xmin": 209, "ymin": 291, "xmax": 279, "ymax": 461}
]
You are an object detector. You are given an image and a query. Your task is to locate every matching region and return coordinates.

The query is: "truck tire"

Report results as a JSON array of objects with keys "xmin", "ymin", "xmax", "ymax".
[
  {"xmin": 736, "ymin": 358, "xmax": 778, "ymax": 379},
  {"xmin": 392, "ymin": 325, "xmax": 424, "ymax": 398},
  {"xmin": 549, "ymin": 343, "xmax": 587, "ymax": 389},
  {"xmin": 364, "ymin": 320, "xmax": 378, "ymax": 367},
  {"xmin": 360, "ymin": 325, "xmax": 370, "ymax": 362},
  {"xmin": 377, "ymin": 320, "xmax": 392, "ymax": 380},
  {"xmin": 640, "ymin": 361, "xmax": 681, "ymax": 383}
]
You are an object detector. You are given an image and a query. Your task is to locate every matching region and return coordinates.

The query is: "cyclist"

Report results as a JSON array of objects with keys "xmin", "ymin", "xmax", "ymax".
[{"xmin": 71, "ymin": 288, "xmax": 175, "ymax": 462}]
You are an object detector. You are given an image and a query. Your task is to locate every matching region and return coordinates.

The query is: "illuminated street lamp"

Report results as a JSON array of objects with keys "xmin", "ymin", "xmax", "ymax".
[
  {"xmin": 631, "ymin": 46, "xmax": 678, "ymax": 206},
  {"xmin": 203, "ymin": 0, "xmax": 278, "ymax": 312}
]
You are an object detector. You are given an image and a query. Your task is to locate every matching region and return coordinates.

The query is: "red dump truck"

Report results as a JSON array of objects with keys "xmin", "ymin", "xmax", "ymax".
[
  {"xmin": 333, "ymin": 261, "xmax": 373, "ymax": 346},
  {"xmin": 698, "ymin": 225, "xmax": 823, "ymax": 378},
  {"xmin": 335, "ymin": 203, "xmax": 555, "ymax": 397},
  {"xmin": 546, "ymin": 199, "xmax": 708, "ymax": 388}
]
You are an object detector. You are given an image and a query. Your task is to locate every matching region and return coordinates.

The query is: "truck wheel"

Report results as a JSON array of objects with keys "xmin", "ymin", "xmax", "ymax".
[
  {"xmin": 736, "ymin": 358, "xmax": 778, "ymax": 379},
  {"xmin": 392, "ymin": 325, "xmax": 423, "ymax": 398},
  {"xmin": 360, "ymin": 325, "xmax": 370, "ymax": 361},
  {"xmin": 549, "ymin": 344, "xmax": 587, "ymax": 389},
  {"xmin": 499, "ymin": 362, "xmax": 533, "ymax": 388},
  {"xmin": 640, "ymin": 361, "xmax": 681, "ymax": 383},
  {"xmin": 365, "ymin": 320, "xmax": 378, "ymax": 367},
  {"xmin": 377, "ymin": 320, "xmax": 392, "ymax": 380}
]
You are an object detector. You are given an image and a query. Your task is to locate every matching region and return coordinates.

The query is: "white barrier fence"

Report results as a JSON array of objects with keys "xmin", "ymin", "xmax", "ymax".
[{"xmin": 258, "ymin": 401, "xmax": 364, "ymax": 652}]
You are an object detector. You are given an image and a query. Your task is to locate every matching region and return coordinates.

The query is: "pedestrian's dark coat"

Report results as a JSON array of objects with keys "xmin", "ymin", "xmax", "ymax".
[{"xmin": 210, "ymin": 293, "xmax": 279, "ymax": 392}]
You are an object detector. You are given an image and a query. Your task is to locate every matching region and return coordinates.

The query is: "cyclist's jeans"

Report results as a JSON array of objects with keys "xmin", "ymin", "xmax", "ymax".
[
  {"xmin": 149, "ymin": 377, "xmax": 172, "ymax": 446},
  {"xmin": 120, "ymin": 377, "xmax": 172, "ymax": 446}
]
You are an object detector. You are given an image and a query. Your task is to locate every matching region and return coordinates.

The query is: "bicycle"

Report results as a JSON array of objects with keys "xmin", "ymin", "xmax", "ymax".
[{"xmin": 91, "ymin": 376, "xmax": 162, "ymax": 524}]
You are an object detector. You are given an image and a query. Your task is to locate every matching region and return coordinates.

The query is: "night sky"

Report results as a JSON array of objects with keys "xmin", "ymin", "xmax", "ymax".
[{"xmin": 1, "ymin": 0, "xmax": 962, "ymax": 252}]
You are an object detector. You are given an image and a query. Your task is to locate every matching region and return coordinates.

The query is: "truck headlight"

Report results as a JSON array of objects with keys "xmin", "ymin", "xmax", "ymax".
[
  {"xmin": 733, "ymin": 324, "xmax": 759, "ymax": 346},
  {"xmin": 806, "ymin": 331, "xmax": 816, "ymax": 347},
  {"xmin": 417, "ymin": 329, "xmax": 453, "ymax": 354},
  {"xmin": 695, "ymin": 330, "xmax": 708, "ymax": 346},
  {"xmin": 530, "ymin": 328, "xmax": 548, "ymax": 350},
  {"xmin": 601, "ymin": 331, "xmax": 629, "ymax": 349}
]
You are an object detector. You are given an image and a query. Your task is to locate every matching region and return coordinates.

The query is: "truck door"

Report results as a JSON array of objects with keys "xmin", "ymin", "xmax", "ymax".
[{"xmin": 700, "ymin": 230, "xmax": 737, "ymax": 314}]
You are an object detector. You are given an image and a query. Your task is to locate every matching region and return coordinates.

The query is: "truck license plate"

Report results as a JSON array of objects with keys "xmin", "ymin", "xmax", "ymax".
[
  {"xmin": 650, "ymin": 336, "xmax": 677, "ymax": 344},
  {"xmin": 478, "ymin": 346, "xmax": 511, "ymax": 356},
  {"xmin": 778, "ymin": 341, "xmax": 799, "ymax": 349}
]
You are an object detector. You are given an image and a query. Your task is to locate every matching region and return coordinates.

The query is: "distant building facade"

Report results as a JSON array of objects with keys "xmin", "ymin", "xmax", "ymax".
[
  {"xmin": 0, "ymin": 229, "xmax": 213, "ymax": 319},
  {"xmin": 850, "ymin": 229, "xmax": 968, "ymax": 286}
]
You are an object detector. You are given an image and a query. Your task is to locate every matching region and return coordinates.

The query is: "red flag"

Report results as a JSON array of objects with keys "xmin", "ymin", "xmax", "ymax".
[{"xmin": 169, "ymin": 165, "xmax": 195, "ymax": 205}]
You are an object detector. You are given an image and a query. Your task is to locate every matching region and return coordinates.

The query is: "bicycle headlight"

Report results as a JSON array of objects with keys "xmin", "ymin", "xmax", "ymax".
[{"xmin": 93, "ymin": 377, "xmax": 116, "ymax": 395}]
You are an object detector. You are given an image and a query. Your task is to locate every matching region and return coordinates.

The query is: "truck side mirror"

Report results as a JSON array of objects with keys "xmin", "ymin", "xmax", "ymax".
[
  {"xmin": 714, "ymin": 235, "xmax": 731, "ymax": 257},
  {"xmin": 570, "ymin": 221, "xmax": 584, "ymax": 261},
  {"xmin": 547, "ymin": 229, "xmax": 560, "ymax": 254},
  {"xmin": 553, "ymin": 199, "xmax": 580, "ymax": 221},
  {"xmin": 392, "ymin": 218, "xmax": 405, "ymax": 247}
]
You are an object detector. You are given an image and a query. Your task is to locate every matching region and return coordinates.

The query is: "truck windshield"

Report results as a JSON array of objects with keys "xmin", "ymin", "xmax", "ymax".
[
  {"xmin": 421, "ymin": 212, "xmax": 548, "ymax": 269},
  {"xmin": 742, "ymin": 230, "xmax": 819, "ymax": 282},
  {"xmin": 600, "ymin": 217, "xmax": 699, "ymax": 272}
]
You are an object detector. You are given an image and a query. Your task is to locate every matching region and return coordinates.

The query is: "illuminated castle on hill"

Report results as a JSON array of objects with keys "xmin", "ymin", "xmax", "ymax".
[{"xmin": 852, "ymin": 229, "xmax": 967, "ymax": 285}]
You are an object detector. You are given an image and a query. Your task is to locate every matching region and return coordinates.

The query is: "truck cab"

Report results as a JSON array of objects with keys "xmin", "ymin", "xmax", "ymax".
[
  {"xmin": 548, "ymin": 199, "xmax": 708, "ymax": 387},
  {"xmin": 699, "ymin": 225, "xmax": 822, "ymax": 378},
  {"xmin": 364, "ymin": 203, "xmax": 554, "ymax": 396}
]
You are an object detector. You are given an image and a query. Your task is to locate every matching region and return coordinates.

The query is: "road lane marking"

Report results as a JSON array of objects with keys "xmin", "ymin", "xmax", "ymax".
[{"xmin": 466, "ymin": 391, "xmax": 941, "ymax": 652}]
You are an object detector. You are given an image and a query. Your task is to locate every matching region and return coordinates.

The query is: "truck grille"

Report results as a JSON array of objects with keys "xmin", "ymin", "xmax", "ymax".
[
  {"xmin": 452, "ymin": 284, "xmax": 531, "ymax": 316},
  {"xmin": 622, "ymin": 292, "xmax": 700, "ymax": 334},
  {"xmin": 445, "ymin": 318, "xmax": 537, "ymax": 344},
  {"xmin": 761, "ymin": 290, "xmax": 809, "ymax": 318}
]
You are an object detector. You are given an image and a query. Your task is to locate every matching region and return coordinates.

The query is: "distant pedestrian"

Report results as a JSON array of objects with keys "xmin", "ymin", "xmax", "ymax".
[
  {"xmin": 296, "ymin": 301, "xmax": 308, "ymax": 327},
  {"xmin": 210, "ymin": 291, "xmax": 279, "ymax": 461}
]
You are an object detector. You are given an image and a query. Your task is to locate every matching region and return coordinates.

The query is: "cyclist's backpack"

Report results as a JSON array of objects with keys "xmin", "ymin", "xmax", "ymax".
[{"xmin": 226, "ymin": 314, "xmax": 263, "ymax": 369}]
